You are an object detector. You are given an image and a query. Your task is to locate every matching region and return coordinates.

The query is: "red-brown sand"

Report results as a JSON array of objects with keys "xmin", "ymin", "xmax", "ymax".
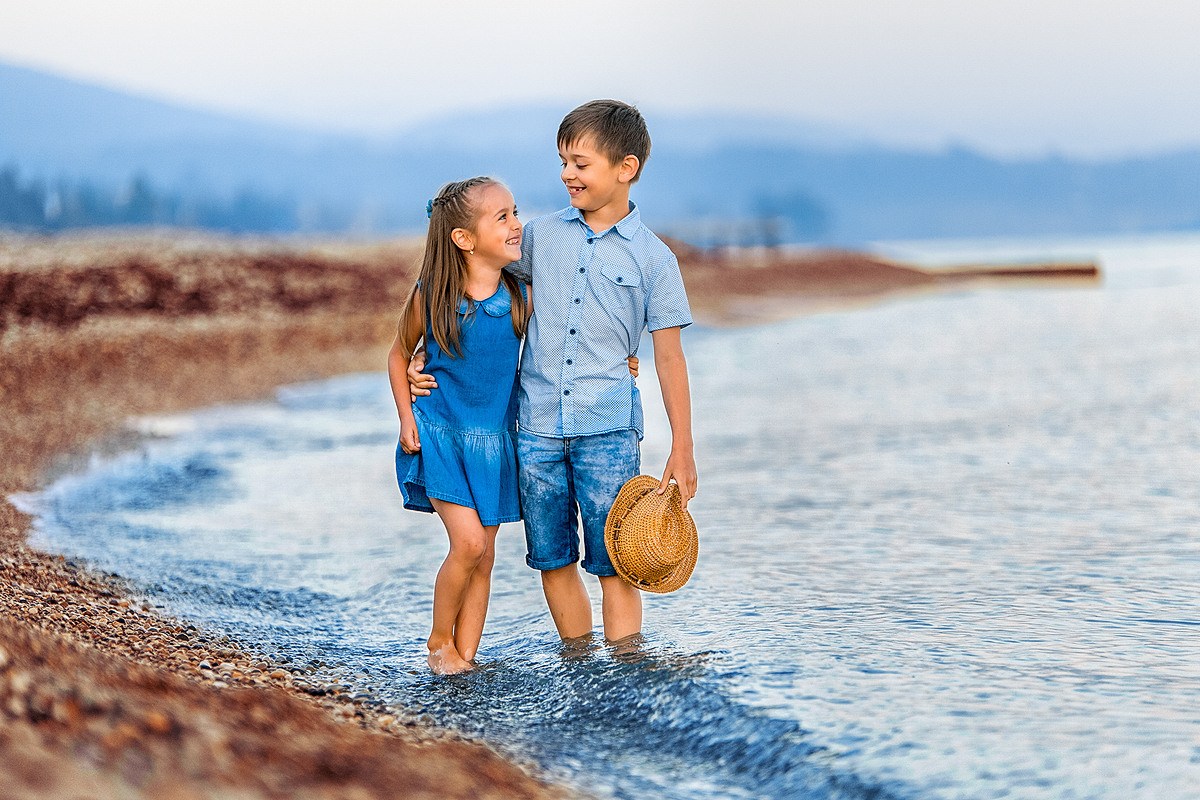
[{"xmin": 0, "ymin": 231, "xmax": 1098, "ymax": 798}]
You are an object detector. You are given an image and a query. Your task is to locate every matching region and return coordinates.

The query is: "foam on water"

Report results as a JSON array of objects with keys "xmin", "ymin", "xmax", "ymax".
[{"xmin": 18, "ymin": 233, "xmax": 1200, "ymax": 799}]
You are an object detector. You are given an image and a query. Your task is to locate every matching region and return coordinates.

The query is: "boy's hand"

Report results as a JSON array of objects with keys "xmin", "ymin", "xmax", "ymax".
[
  {"xmin": 627, "ymin": 355, "xmax": 639, "ymax": 378},
  {"xmin": 659, "ymin": 447, "xmax": 698, "ymax": 509},
  {"xmin": 407, "ymin": 351, "xmax": 436, "ymax": 402}
]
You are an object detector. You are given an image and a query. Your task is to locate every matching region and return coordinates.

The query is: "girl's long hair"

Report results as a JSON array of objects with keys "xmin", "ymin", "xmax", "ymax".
[{"xmin": 398, "ymin": 177, "xmax": 528, "ymax": 357}]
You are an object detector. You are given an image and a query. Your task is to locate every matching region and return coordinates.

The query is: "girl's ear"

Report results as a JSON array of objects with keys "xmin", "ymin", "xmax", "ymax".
[
  {"xmin": 450, "ymin": 227, "xmax": 474, "ymax": 252},
  {"xmin": 618, "ymin": 154, "xmax": 640, "ymax": 184}
]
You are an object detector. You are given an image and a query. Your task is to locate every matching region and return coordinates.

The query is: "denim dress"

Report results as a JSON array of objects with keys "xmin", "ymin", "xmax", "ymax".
[{"xmin": 395, "ymin": 284, "xmax": 522, "ymax": 525}]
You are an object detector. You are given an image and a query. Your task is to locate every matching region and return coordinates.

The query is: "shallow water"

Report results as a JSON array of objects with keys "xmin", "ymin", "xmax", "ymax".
[{"xmin": 18, "ymin": 233, "xmax": 1200, "ymax": 799}]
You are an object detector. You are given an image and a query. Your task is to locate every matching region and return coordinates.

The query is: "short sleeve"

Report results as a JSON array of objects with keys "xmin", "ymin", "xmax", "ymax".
[
  {"xmin": 645, "ymin": 248, "xmax": 693, "ymax": 332},
  {"xmin": 504, "ymin": 221, "xmax": 533, "ymax": 283}
]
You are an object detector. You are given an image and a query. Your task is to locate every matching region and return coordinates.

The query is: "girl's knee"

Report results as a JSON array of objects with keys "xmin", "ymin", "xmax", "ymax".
[
  {"xmin": 450, "ymin": 536, "xmax": 487, "ymax": 566},
  {"xmin": 477, "ymin": 547, "xmax": 496, "ymax": 572}
]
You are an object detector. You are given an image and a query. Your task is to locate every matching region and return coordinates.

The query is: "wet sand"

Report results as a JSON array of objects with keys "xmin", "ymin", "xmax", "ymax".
[{"xmin": 0, "ymin": 232, "xmax": 1098, "ymax": 798}]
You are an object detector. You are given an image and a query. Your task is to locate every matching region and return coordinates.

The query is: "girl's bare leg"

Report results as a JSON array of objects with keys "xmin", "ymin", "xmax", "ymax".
[
  {"xmin": 452, "ymin": 522, "xmax": 498, "ymax": 662},
  {"xmin": 426, "ymin": 499, "xmax": 490, "ymax": 674}
]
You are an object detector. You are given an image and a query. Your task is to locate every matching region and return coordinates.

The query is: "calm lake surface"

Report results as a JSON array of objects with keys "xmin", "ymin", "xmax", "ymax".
[{"xmin": 19, "ymin": 233, "xmax": 1200, "ymax": 799}]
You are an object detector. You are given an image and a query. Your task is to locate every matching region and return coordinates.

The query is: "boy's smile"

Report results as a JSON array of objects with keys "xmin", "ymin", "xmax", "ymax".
[{"xmin": 558, "ymin": 137, "xmax": 633, "ymax": 231}]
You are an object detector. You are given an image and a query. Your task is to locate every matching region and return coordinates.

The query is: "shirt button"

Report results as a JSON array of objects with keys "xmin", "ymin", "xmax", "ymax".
[
  {"xmin": 579, "ymin": 267, "xmax": 585, "ymax": 273},
  {"xmin": 616, "ymin": 276, "xmax": 623, "ymax": 283},
  {"xmin": 574, "ymin": 298, "xmax": 581, "ymax": 304},
  {"xmin": 563, "ymin": 390, "xmax": 570, "ymax": 396},
  {"xmin": 566, "ymin": 359, "xmax": 573, "ymax": 365},
  {"xmin": 569, "ymin": 329, "xmax": 576, "ymax": 335}
]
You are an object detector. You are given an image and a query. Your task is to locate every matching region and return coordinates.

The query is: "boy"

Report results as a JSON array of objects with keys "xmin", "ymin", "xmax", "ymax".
[{"xmin": 412, "ymin": 99, "xmax": 697, "ymax": 643}]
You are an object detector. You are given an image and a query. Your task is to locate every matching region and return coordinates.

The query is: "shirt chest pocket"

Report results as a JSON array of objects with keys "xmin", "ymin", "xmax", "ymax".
[{"xmin": 599, "ymin": 262, "xmax": 642, "ymax": 290}]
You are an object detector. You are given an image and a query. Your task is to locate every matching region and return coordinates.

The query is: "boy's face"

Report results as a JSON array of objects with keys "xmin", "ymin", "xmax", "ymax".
[{"xmin": 558, "ymin": 136, "xmax": 629, "ymax": 216}]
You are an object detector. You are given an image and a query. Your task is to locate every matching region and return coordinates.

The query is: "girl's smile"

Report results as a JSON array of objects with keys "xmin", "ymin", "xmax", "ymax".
[{"xmin": 465, "ymin": 184, "xmax": 522, "ymax": 267}]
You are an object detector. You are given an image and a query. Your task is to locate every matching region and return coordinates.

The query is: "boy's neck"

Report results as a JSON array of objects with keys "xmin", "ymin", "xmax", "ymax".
[{"xmin": 581, "ymin": 194, "xmax": 632, "ymax": 236}]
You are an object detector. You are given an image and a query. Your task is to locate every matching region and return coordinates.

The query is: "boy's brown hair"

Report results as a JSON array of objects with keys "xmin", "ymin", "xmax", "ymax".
[{"xmin": 557, "ymin": 99, "xmax": 651, "ymax": 183}]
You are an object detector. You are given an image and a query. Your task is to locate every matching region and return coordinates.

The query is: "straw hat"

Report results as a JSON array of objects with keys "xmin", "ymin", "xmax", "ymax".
[{"xmin": 604, "ymin": 475, "xmax": 698, "ymax": 594}]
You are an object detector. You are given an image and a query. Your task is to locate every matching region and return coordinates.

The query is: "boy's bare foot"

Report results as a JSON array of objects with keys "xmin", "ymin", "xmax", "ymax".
[
  {"xmin": 559, "ymin": 631, "xmax": 599, "ymax": 661},
  {"xmin": 607, "ymin": 632, "xmax": 648, "ymax": 662},
  {"xmin": 427, "ymin": 642, "xmax": 474, "ymax": 675}
]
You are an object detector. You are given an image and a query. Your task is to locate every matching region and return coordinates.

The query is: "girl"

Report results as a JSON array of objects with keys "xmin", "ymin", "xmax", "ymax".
[
  {"xmin": 389, "ymin": 177, "xmax": 637, "ymax": 673},
  {"xmin": 388, "ymin": 176, "xmax": 527, "ymax": 674}
]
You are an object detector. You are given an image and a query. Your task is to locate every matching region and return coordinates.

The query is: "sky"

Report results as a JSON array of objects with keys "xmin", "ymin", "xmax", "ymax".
[{"xmin": 4, "ymin": 0, "xmax": 1200, "ymax": 158}]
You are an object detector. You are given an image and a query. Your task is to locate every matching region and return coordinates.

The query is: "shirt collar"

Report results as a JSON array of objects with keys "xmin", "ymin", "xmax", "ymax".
[{"xmin": 560, "ymin": 202, "xmax": 641, "ymax": 241}]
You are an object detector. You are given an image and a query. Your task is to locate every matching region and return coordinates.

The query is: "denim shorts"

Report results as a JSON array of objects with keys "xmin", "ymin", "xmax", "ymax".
[{"xmin": 518, "ymin": 428, "xmax": 641, "ymax": 576}]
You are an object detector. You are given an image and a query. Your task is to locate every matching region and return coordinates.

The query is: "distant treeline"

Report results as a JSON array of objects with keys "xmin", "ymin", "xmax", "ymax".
[
  {"xmin": 658, "ymin": 191, "xmax": 832, "ymax": 248},
  {"xmin": 1, "ymin": 163, "xmax": 834, "ymax": 245},
  {"xmin": 0, "ymin": 166, "xmax": 299, "ymax": 233}
]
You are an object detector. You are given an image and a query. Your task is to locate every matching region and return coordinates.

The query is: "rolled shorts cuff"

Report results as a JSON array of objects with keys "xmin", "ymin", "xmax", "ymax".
[
  {"xmin": 580, "ymin": 559, "xmax": 618, "ymax": 577},
  {"xmin": 525, "ymin": 553, "xmax": 578, "ymax": 572}
]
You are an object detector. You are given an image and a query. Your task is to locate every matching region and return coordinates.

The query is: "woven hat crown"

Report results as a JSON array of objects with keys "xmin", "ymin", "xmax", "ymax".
[
  {"xmin": 620, "ymin": 486, "xmax": 690, "ymax": 581},
  {"xmin": 604, "ymin": 475, "xmax": 698, "ymax": 594}
]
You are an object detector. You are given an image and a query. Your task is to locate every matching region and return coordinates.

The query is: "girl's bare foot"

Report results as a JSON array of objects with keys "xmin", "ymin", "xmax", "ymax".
[{"xmin": 427, "ymin": 642, "xmax": 474, "ymax": 675}]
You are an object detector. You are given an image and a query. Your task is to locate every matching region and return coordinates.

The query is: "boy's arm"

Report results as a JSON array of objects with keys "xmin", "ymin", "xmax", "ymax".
[
  {"xmin": 504, "ymin": 256, "xmax": 531, "ymax": 283},
  {"xmin": 651, "ymin": 325, "xmax": 697, "ymax": 507},
  {"xmin": 504, "ymin": 220, "xmax": 533, "ymax": 282}
]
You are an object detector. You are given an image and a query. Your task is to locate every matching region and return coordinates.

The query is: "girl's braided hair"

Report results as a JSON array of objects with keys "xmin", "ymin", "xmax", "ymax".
[{"xmin": 399, "ymin": 177, "xmax": 528, "ymax": 358}]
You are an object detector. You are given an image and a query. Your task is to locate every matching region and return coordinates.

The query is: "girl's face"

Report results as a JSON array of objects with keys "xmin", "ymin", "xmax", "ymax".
[{"xmin": 463, "ymin": 184, "xmax": 522, "ymax": 267}]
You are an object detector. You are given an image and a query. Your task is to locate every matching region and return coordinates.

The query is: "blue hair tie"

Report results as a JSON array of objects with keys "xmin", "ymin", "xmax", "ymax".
[{"xmin": 426, "ymin": 198, "xmax": 434, "ymax": 219}]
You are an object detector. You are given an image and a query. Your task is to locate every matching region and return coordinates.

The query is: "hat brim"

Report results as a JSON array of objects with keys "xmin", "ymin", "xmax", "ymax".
[{"xmin": 604, "ymin": 475, "xmax": 698, "ymax": 594}]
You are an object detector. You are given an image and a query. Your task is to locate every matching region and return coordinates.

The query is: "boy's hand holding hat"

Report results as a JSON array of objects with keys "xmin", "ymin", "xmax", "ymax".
[{"xmin": 604, "ymin": 475, "xmax": 699, "ymax": 594}]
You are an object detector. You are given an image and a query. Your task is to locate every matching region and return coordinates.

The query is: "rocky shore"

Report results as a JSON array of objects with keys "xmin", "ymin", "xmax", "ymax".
[
  {"xmin": 0, "ymin": 233, "xmax": 560, "ymax": 799},
  {"xmin": 0, "ymin": 231, "xmax": 1097, "ymax": 798}
]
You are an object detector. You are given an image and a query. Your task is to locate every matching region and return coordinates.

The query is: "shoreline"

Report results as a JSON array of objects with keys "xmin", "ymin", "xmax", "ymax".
[
  {"xmin": 1, "ymin": 235, "xmax": 565, "ymax": 799},
  {"xmin": 0, "ymin": 232, "xmax": 1099, "ymax": 798},
  {"xmin": 663, "ymin": 238, "xmax": 1099, "ymax": 325}
]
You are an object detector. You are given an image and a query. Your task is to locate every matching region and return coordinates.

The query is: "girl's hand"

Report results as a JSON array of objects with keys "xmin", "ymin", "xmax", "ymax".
[
  {"xmin": 627, "ymin": 355, "xmax": 639, "ymax": 378},
  {"xmin": 399, "ymin": 418, "xmax": 421, "ymax": 454}
]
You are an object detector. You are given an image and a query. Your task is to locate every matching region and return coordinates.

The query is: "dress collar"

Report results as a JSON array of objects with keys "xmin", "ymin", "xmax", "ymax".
[{"xmin": 456, "ymin": 285, "xmax": 512, "ymax": 317}]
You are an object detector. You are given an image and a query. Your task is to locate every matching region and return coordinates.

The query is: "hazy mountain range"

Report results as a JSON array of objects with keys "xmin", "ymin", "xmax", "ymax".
[{"xmin": 3, "ymin": 59, "xmax": 1200, "ymax": 242}]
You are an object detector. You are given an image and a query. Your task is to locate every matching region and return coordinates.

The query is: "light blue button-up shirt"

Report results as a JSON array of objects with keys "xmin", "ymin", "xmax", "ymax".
[{"xmin": 508, "ymin": 203, "xmax": 692, "ymax": 440}]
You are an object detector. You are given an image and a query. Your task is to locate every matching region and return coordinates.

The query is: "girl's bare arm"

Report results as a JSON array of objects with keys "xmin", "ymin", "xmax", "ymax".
[{"xmin": 388, "ymin": 287, "xmax": 426, "ymax": 453}]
